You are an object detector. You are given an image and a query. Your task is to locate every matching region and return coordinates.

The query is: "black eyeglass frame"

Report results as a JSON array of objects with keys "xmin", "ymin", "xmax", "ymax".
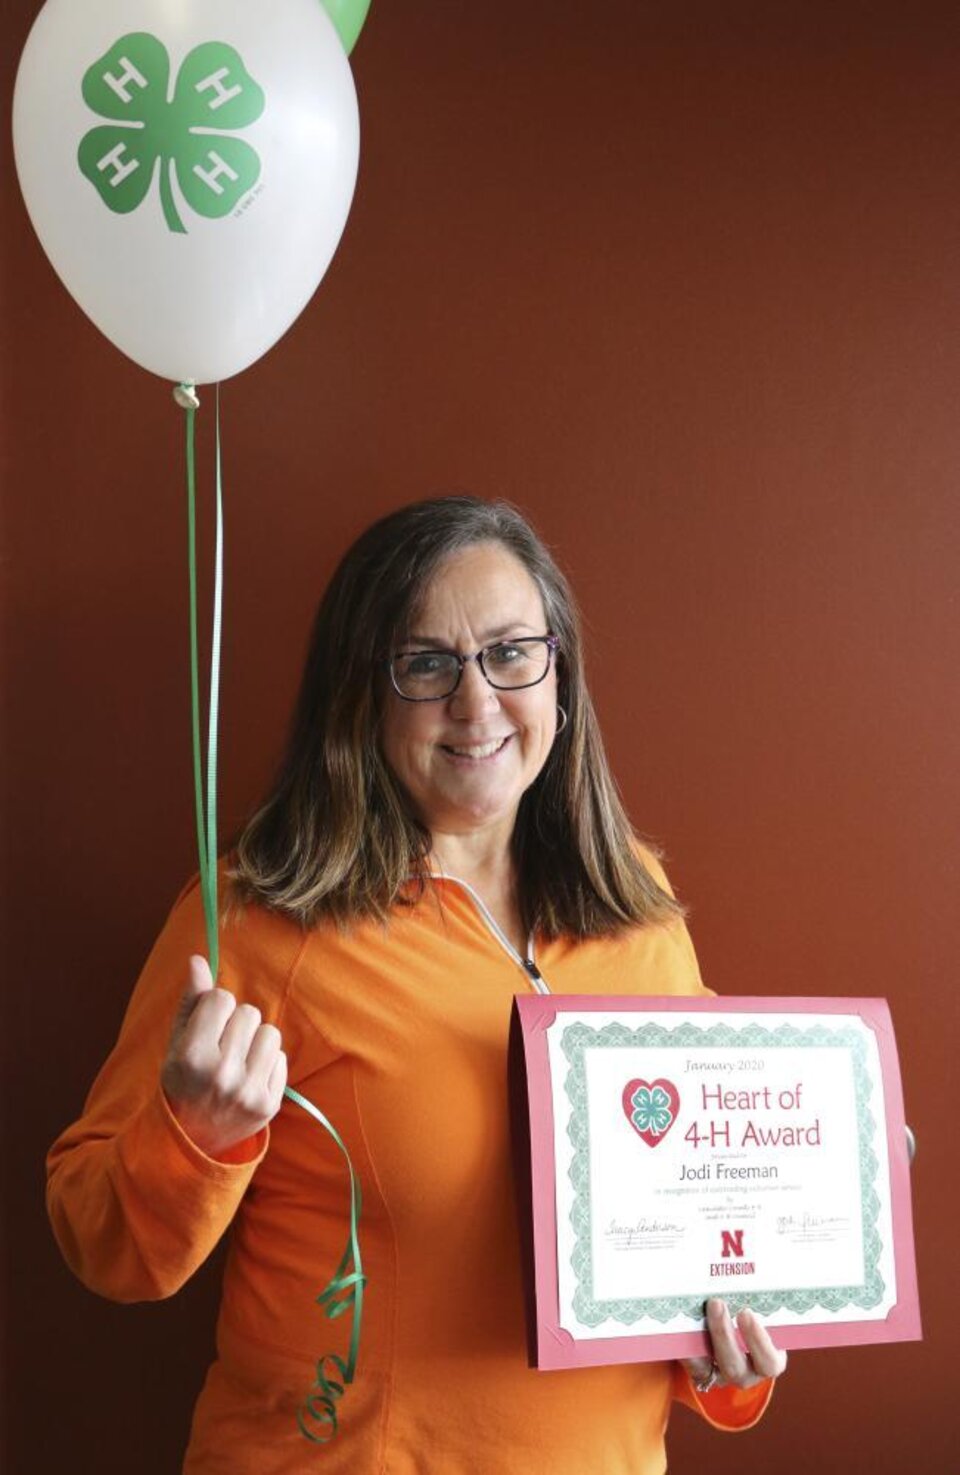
[{"xmin": 387, "ymin": 634, "xmax": 560, "ymax": 702}]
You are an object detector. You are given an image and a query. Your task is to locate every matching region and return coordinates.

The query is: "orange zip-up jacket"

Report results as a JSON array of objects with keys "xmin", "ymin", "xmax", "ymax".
[{"xmin": 47, "ymin": 865, "xmax": 772, "ymax": 1473}]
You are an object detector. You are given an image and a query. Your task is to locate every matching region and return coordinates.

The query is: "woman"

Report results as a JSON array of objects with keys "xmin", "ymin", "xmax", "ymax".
[{"xmin": 47, "ymin": 496, "xmax": 786, "ymax": 1474}]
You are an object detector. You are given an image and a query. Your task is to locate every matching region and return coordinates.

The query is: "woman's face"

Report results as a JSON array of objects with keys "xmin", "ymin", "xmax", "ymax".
[{"xmin": 379, "ymin": 542, "xmax": 559, "ymax": 849}]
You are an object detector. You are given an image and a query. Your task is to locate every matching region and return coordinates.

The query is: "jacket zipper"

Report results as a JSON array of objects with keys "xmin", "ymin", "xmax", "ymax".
[{"xmin": 430, "ymin": 873, "xmax": 552, "ymax": 995}]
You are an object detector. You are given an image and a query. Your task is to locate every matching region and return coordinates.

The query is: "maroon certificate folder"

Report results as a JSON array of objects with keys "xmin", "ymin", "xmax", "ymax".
[{"xmin": 509, "ymin": 995, "xmax": 921, "ymax": 1370}]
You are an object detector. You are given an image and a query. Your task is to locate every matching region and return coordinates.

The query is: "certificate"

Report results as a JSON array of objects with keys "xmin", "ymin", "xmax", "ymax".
[{"xmin": 508, "ymin": 996, "xmax": 921, "ymax": 1370}]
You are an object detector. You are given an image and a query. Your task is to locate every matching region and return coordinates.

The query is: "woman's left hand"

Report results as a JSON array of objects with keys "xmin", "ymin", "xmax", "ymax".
[{"xmin": 682, "ymin": 1298, "xmax": 788, "ymax": 1393}]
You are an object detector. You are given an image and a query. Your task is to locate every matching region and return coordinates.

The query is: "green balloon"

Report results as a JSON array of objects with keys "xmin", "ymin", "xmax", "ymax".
[{"xmin": 321, "ymin": 0, "xmax": 372, "ymax": 55}]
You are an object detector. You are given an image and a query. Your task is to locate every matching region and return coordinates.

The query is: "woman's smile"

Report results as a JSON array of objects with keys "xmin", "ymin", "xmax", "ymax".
[{"xmin": 439, "ymin": 734, "xmax": 513, "ymax": 761}]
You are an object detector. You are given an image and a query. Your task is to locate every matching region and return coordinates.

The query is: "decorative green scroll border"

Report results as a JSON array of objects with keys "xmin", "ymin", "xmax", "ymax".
[{"xmin": 561, "ymin": 1020, "xmax": 884, "ymax": 1327}]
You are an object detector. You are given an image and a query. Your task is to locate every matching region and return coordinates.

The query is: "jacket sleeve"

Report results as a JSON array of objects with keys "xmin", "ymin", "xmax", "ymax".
[
  {"xmin": 46, "ymin": 879, "xmax": 279, "ymax": 1303},
  {"xmin": 672, "ymin": 1363, "xmax": 774, "ymax": 1430}
]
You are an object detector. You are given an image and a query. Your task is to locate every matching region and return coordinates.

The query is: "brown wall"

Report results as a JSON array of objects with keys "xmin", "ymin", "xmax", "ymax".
[{"xmin": 3, "ymin": 2, "xmax": 956, "ymax": 1469}]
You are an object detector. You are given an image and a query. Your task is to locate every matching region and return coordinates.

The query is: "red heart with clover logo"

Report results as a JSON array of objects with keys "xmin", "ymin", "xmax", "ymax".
[{"xmin": 622, "ymin": 1078, "xmax": 680, "ymax": 1147}]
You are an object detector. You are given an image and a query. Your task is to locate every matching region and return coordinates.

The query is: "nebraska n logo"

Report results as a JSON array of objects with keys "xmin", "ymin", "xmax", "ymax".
[{"xmin": 720, "ymin": 1229, "xmax": 745, "ymax": 1259}]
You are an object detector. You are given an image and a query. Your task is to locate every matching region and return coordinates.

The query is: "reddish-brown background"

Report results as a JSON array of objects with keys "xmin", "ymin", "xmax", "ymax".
[{"xmin": 2, "ymin": 2, "xmax": 956, "ymax": 1469}]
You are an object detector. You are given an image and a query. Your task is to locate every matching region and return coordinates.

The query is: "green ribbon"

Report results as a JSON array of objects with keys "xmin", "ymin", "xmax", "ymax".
[
  {"xmin": 180, "ymin": 386, "xmax": 364, "ymax": 1443},
  {"xmin": 183, "ymin": 384, "xmax": 222, "ymax": 979},
  {"xmin": 284, "ymin": 1084, "xmax": 366, "ymax": 1442}
]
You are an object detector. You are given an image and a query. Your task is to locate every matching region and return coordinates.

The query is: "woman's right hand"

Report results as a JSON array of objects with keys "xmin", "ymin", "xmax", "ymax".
[{"xmin": 161, "ymin": 955, "xmax": 288, "ymax": 1159}]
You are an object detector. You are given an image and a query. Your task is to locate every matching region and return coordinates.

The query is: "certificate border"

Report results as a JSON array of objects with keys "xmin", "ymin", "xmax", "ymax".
[
  {"xmin": 564, "ymin": 1020, "xmax": 883, "ymax": 1326},
  {"xmin": 510, "ymin": 995, "xmax": 921, "ymax": 1371}
]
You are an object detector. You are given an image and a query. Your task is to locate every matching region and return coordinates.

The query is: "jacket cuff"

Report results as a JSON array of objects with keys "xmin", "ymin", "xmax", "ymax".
[
  {"xmin": 157, "ymin": 1087, "xmax": 270, "ymax": 1169},
  {"xmin": 673, "ymin": 1362, "xmax": 775, "ymax": 1431}
]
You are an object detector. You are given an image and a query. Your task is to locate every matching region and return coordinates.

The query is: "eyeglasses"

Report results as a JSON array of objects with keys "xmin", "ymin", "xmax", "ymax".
[{"xmin": 388, "ymin": 635, "xmax": 559, "ymax": 702}]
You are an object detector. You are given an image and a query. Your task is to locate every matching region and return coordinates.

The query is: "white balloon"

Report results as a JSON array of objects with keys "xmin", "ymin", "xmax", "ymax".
[{"xmin": 13, "ymin": 0, "xmax": 360, "ymax": 384}]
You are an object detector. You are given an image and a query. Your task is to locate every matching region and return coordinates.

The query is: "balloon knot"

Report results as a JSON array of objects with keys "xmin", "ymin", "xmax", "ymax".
[{"xmin": 173, "ymin": 381, "xmax": 200, "ymax": 410}]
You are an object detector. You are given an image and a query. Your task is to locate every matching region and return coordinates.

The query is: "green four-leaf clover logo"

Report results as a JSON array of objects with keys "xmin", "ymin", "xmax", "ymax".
[
  {"xmin": 630, "ymin": 1084, "xmax": 674, "ymax": 1137},
  {"xmin": 78, "ymin": 33, "xmax": 265, "ymax": 234}
]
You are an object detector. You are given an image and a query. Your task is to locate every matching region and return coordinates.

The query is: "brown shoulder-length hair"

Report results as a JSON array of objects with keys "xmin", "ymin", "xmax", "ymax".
[{"xmin": 231, "ymin": 496, "xmax": 682, "ymax": 937}]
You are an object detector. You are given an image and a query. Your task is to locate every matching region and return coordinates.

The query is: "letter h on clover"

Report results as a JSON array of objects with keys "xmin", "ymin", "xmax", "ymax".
[{"xmin": 78, "ymin": 32, "xmax": 265, "ymax": 234}]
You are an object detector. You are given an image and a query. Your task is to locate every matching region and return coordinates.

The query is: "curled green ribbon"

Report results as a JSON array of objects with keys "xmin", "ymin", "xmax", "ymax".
[
  {"xmin": 284, "ymin": 1085, "xmax": 366, "ymax": 1442},
  {"xmin": 179, "ymin": 387, "xmax": 364, "ymax": 1443}
]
